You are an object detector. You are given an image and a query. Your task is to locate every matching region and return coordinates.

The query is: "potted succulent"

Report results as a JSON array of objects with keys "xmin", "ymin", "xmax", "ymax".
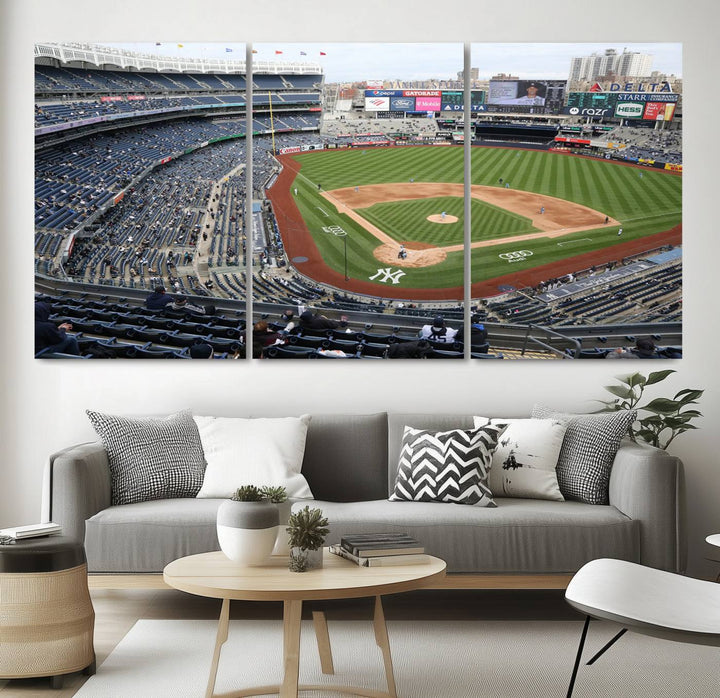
[
  {"xmin": 216, "ymin": 485, "xmax": 286, "ymax": 565},
  {"xmin": 286, "ymin": 506, "xmax": 329, "ymax": 572},
  {"xmin": 261, "ymin": 486, "xmax": 293, "ymax": 555}
]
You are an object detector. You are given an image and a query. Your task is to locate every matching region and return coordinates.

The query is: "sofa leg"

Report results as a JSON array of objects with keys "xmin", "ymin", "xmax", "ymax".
[
  {"xmin": 82, "ymin": 657, "xmax": 97, "ymax": 676},
  {"xmin": 50, "ymin": 674, "xmax": 65, "ymax": 690}
]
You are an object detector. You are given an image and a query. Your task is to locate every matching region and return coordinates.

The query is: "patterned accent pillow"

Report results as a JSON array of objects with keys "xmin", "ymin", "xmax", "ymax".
[
  {"xmin": 86, "ymin": 409, "xmax": 206, "ymax": 506},
  {"xmin": 473, "ymin": 417, "xmax": 567, "ymax": 501},
  {"xmin": 531, "ymin": 405, "xmax": 636, "ymax": 504},
  {"xmin": 389, "ymin": 425, "xmax": 503, "ymax": 506}
]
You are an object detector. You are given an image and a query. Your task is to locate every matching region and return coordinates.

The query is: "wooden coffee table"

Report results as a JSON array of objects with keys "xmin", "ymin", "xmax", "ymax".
[{"xmin": 163, "ymin": 549, "xmax": 446, "ymax": 698}]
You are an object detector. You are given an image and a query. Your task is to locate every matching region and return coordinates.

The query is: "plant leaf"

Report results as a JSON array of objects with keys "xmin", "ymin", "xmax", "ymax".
[
  {"xmin": 645, "ymin": 369, "xmax": 675, "ymax": 385},
  {"xmin": 642, "ymin": 398, "xmax": 681, "ymax": 414},
  {"xmin": 674, "ymin": 389, "xmax": 704, "ymax": 404},
  {"xmin": 627, "ymin": 372, "xmax": 647, "ymax": 388}
]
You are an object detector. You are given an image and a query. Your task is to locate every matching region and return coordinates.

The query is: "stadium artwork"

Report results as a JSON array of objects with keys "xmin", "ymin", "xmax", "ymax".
[{"xmin": 34, "ymin": 41, "xmax": 682, "ymax": 361}]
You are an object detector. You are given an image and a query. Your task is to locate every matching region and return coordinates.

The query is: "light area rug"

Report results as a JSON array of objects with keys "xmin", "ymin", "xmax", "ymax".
[{"xmin": 75, "ymin": 619, "xmax": 719, "ymax": 698}]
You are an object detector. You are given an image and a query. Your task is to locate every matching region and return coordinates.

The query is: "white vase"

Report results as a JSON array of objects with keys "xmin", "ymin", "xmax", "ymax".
[{"xmin": 216, "ymin": 500, "xmax": 279, "ymax": 566}]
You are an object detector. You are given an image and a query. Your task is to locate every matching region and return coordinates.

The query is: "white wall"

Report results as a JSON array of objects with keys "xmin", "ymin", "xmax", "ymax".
[{"xmin": 2, "ymin": 0, "xmax": 718, "ymax": 576}]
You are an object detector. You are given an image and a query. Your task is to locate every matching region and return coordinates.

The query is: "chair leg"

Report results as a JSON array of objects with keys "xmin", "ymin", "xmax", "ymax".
[
  {"xmin": 586, "ymin": 628, "xmax": 627, "ymax": 665},
  {"xmin": 566, "ymin": 616, "xmax": 591, "ymax": 698}
]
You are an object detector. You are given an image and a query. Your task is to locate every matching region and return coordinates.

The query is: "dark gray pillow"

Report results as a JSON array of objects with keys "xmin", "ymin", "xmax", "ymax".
[
  {"xmin": 390, "ymin": 425, "xmax": 503, "ymax": 506},
  {"xmin": 86, "ymin": 409, "xmax": 206, "ymax": 505},
  {"xmin": 531, "ymin": 405, "xmax": 636, "ymax": 504}
]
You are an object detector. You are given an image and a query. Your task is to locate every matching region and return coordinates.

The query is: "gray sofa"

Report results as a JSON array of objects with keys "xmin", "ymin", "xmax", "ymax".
[{"xmin": 44, "ymin": 413, "xmax": 686, "ymax": 582}]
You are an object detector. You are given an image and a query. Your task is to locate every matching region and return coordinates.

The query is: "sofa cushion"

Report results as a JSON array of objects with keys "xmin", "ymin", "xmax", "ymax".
[
  {"xmin": 301, "ymin": 413, "xmax": 388, "ymax": 502},
  {"xmin": 532, "ymin": 405, "xmax": 636, "ymax": 505},
  {"xmin": 389, "ymin": 425, "xmax": 502, "ymax": 506},
  {"xmin": 388, "ymin": 414, "xmax": 475, "ymax": 494},
  {"xmin": 193, "ymin": 415, "xmax": 313, "ymax": 499},
  {"xmin": 84, "ymin": 498, "xmax": 223, "ymax": 572},
  {"xmin": 316, "ymin": 498, "xmax": 639, "ymax": 574},
  {"xmin": 85, "ymin": 409, "xmax": 206, "ymax": 506},
  {"xmin": 473, "ymin": 417, "xmax": 566, "ymax": 501}
]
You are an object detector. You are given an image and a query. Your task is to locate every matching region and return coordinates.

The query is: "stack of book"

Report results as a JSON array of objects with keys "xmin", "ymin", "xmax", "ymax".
[
  {"xmin": 329, "ymin": 532, "xmax": 426, "ymax": 567},
  {"xmin": 0, "ymin": 522, "xmax": 62, "ymax": 540}
]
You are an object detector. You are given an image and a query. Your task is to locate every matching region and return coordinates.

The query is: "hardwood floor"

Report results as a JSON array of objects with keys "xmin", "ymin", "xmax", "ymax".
[{"xmin": 0, "ymin": 588, "xmax": 579, "ymax": 696}]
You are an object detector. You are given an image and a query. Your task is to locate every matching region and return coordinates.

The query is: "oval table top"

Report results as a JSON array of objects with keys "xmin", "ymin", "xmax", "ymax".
[{"xmin": 163, "ymin": 549, "xmax": 446, "ymax": 602}]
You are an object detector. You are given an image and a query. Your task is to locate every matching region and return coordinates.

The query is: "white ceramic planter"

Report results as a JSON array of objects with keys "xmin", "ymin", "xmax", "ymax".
[{"xmin": 216, "ymin": 500, "xmax": 279, "ymax": 566}]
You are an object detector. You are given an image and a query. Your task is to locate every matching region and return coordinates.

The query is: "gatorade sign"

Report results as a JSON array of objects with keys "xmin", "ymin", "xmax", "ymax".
[{"xmin": 615, "ymin": 102, "xmax": 644, "ymax": 119}]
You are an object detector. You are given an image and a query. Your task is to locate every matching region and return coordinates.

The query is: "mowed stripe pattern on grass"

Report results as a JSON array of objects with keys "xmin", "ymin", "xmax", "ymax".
[{"xmin": 288, "ymin": 147, "xmax": 681, "ymax": 289}]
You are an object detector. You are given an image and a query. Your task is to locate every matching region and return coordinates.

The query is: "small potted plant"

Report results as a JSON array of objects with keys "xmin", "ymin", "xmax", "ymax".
[
  {"xmin": 286, "ymin": 506, "xmax": 329, "ymax": 572},
  {"xmin": 216, "ymin": 485, "xmax": 286, "ymax": 565}
]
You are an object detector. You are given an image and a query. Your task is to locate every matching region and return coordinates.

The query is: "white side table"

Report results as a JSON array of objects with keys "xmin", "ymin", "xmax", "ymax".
[{"xmin": 705, "ymin": 534, "xmax": 720, "ymax": 582}]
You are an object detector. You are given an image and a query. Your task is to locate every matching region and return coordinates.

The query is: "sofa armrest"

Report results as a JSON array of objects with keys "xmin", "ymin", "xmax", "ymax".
[
  {"xmin": 609, "ymin": 440, "xmax": 686, "ymax": 573},
  {"xmin": 43, "ymin": 442, "xmax": 112, "ymax": 543}
]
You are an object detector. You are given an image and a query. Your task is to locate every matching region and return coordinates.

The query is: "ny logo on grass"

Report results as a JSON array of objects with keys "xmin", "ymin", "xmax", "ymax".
[{"xmin": 369, "ymin": 268, "xmax": 406, "ymax": 285}]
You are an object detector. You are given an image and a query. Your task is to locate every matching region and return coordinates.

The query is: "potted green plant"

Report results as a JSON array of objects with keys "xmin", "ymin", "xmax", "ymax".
[
  {"xmin": 286, "ymin": 506, "xmax": 329, "ymax": 572},
  {"xmin": 260, "ymin": 486, "xmax": 292, "ymax": 556},
  {"xmin": 595, "ymin": 369, "xmax": 703, "ymax": 450},
  {"xmin": 216, "ymin": 485, "xmax": 286, "ymax": 565}
]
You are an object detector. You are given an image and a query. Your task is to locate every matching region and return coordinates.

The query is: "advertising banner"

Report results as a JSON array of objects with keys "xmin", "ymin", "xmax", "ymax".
[
  {"xmin": 403, "ymin": 90, "xmax": 441, "ymax": 97},
  {"xmin": 665, "ymin": 163, "xmax": 683, "ymax": 172},
  {"xmin": 614, "ymin": 102, "xmax": 645, "ymax": 119},
  {"xmin": 364, "ymin": 90, "xmax": 403, "ymax": 98},
  {"xmin": 390, "ymin": 96, "xmax": 416, "ymax": 111},
  {"xmin": 643, "ymin": 102, "xmax": 677, "ymax": 121},
  {"xmin": 127, "ymin": 95, "xmax": 146, "ymax": 101},
  {"xmin": 616, "ymin": 92, "xmax": 679, "ymax": 102},
  {"xmin": 416, "ymin": 96, "xmax": 441, "ymax": 110},
  {"xmin": 365, "ymin": 96, "xmax": 390, "ymax": 111},
  {"xmin": 100, "ymin": 96, "xmax": 123, "ymax": 102}
]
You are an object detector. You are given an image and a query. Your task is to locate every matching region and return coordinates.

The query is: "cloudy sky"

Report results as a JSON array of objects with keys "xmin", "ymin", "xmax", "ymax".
[{"xmin": 111, "ymin": 42, "xmax": 682, "ymax": 83}]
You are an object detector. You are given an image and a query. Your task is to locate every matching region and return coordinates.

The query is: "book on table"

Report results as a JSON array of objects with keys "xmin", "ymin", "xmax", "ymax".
[
  {"xmin": 340, "ymin": 533, "xmax": 424, "ymax": 557},
  {"xmin": 329, "ymin": 544, "xmax": 428, "ymax": 567},
  {"xmin": 0, "ymin": 522, "xmax": 62, "ymax": 539}
]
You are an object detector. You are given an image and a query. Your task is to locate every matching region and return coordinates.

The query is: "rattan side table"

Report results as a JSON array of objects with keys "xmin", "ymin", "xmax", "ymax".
[{"xmin": 0, "ymin": 535, "xmax": 95, "ymax": 688}]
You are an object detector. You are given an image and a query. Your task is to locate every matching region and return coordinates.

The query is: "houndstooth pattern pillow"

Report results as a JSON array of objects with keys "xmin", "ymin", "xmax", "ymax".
[
  {"xmin": 86, "ymin": 409, "xmax": 206, "ymax": 505},
  {"xmin": 531, "ymin": 405, "xmax": 636, "ymax": 505},
  {"xmin": 390, "ymin": 425, "xmax": 503, "ymax": 506}
]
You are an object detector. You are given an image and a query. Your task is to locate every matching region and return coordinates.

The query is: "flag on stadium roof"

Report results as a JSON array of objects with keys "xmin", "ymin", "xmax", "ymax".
[
  {"xmin": 177, "ymin": 44, "xmax": 184, "ymax": 48},
  {"xmin": 155, "ymin": 42, "xmax": 161, "ymax": 46},
  {"xmin": 252, "ymin": 49, "xmax": 258, "ymax": 54},
  {"xmin": 225, "ymin": 48, "xmax": 233, "ymax": 52},
  {"xmin": 300, "ymin": 51, "xmax": 307, "ymax": 56},
  {"xmin": 320, "ymin": 51, "xmax": 327, "ymax": 56},
  {"xmin": 275, "ymin": 50, "xmax": 283, "ymax": 55}
]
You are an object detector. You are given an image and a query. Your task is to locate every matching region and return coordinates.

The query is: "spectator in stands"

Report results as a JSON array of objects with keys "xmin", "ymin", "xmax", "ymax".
[
  {"xmin": 419, "ymin": 315, "xmax": 458, "ymax": 343},
  {"xmin": 605, "ymin": 338, "xmax": 660, "ymax": 359},
  {"xmin": 252, "ymin": 320, "xmax": 287, "ymax": 358},
  {"xmin": 34, "ymin": 301, "xmax": 80, "ymax": 356},
  {"xmin": 171, "ymin": 295, "xmax": 215, "ymax": 316},
  {"xmin": 298, "ymin": 310, "xmax": 349, "ymax": 331},
  {"xmin": 145, "ymin": 285, "xmax": 174, "ymax": 311},
  {"xmin": 189, "ymin": 343, "xmax": 214, "ymax": 359},
  {"xmin": 455, "ymin": 313, "xmax": 488, "ymax": 348},
  {"xmin": 279, "ymin": 309, "xmax": 296, "ymax": 333}
]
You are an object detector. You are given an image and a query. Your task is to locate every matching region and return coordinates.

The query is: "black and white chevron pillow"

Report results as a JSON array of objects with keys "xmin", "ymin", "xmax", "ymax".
[
  {"xmin": 390, "ymin": 425, "xmax": 503, "ymax": 506},
  {"xmin": 86, "ymin": 409, "xmax": 206, "ymax": 506}
]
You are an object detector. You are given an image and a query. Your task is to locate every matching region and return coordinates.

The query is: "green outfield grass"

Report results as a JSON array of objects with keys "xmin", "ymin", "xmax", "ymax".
[{"xmin": 289, "ymin": 147, "xmax": 682, "ymax": 290}]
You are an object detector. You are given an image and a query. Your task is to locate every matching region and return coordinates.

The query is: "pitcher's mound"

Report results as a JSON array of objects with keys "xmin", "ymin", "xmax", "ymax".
[
  {"xmin": 427, "ymin": 214, "xmax": 458, "ymax": 224},
  {"xmin": 373, "ymin": 242, "xmax": 447, "ymax": 268}
]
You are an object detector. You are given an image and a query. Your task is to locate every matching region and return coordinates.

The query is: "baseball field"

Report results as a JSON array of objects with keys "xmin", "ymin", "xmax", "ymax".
[{"xmin": 268, "ymin": 146, "xmax": 682, "ymax": 300}]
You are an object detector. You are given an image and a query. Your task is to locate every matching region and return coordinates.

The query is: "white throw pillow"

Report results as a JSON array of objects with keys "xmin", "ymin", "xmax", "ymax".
[
  {"xmin": 194, "ymin": 415, "xmax": 313, "ymax": 499},
  {"xmin": 473, "ymin": 417, "xmax": 566, "ymax": 501}
]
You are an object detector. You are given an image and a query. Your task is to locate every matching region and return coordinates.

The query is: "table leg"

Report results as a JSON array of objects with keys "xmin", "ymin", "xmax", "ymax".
[
  {"xmin": 206, "ymin": 597, "xmax": 230, "ymax": 698},
  {"xmin": 373, "ymin": 596, "xmax": 397, "ymax": 698},
  {"xmin": 281, "ymin": 599, "xmax": 303, "ymax": 698},
  {"xmin": 312, "ymin": 610, "xmax": 335, "ymax": 674}
]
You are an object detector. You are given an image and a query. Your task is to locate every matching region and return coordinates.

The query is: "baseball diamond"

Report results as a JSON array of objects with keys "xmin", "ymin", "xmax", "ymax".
[{"xmin": 267, "ymin": 146, "xmax": 682, "ymax": 300}]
